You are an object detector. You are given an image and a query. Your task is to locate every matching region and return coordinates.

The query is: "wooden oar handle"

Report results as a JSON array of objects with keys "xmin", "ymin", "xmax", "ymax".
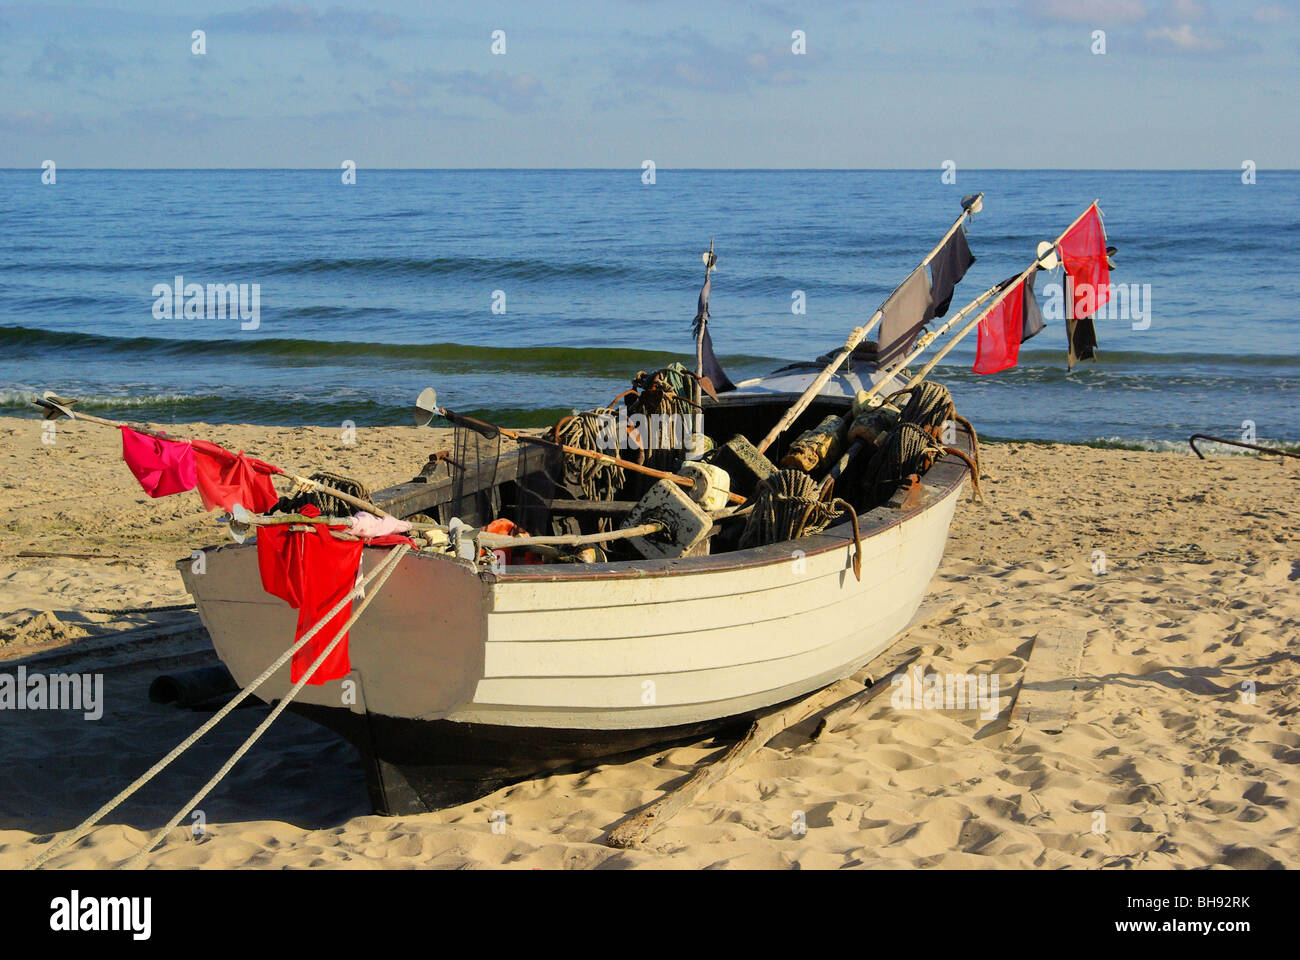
[{"xmin": 442, "ymin": 407, "xmax": 747, "ymax": 505}]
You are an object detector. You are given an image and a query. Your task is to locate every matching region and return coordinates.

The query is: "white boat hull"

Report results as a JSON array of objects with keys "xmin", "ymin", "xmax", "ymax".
[
  {"xmin": 177, "ymin": 386, "xmax": 972, "ymax": 811},
  {"xmin": 183, "ymin": 478, "xmax": 959, "ymax": 730}
]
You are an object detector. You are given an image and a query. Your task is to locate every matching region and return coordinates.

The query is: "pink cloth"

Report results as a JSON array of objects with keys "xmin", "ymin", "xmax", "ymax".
[
  {"xmin": 120, "ymin": 426, "xmax": 197, "ymax": 498},
  {"xmin": 349, "ymin": 512, "xmax": 412, "ymax": 538}
]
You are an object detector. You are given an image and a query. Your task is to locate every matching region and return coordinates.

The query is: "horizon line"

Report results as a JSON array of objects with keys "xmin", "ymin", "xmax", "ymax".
[{"xmin": 5, "ymin": 166, "xmax": 1297, "ymax": 173}]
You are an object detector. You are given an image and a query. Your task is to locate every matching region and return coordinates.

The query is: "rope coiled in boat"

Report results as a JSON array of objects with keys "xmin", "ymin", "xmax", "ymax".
[
  {"xmin": 272, "ymin": 470, "xmax": 372, "ymax": 517},
  {"xmin": 739, "ymin": 469, "xmax": 862, "ymax": 579},
  {"xmin": 886, "ymin": 380, "xmax": 983, "ymax": 503},
  {"xmin": 860, "ymin": 422, "xmax": 943, "ymax": 509},
  {"xmin": 552, "ymin": 409, "xmax": 625, "ymax": 502}
]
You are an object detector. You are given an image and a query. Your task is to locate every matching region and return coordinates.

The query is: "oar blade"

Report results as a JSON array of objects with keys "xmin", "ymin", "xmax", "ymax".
[
  {"xmin": 413, "ymin": 387, "xmax": 438, "ymax": 427},
  {"xmin": 34, "ymin": 391, "xmax": 77, "ymax": 421}
]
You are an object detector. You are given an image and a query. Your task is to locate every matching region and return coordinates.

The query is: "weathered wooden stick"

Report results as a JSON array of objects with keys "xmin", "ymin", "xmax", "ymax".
[
  {"xmin": 605, "ymin": 677, "xmax": 863, "ymax": 848},
  {"xmin": 480, "ymin": 522, "xmax": 664, "ymax": 549},
  {"xmin": 812, "ymin": 653, "xmax": 921, "ymax": 739},
  {"xmin": 440, "ymin": 407, "xmax": 746, "ymax": 505},
  {"xmin": 755, "ymin": 195, "xmax": 984, "ymax": 455},
  {"xmin": 32, "ymin": 393, "xmax": 394, "ymax": 517}
]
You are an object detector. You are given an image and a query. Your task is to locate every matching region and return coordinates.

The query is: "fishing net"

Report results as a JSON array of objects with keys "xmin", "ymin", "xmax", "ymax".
[{"xmin": 446, "ymin": 417, "xmax": 566, "ymax": 536}]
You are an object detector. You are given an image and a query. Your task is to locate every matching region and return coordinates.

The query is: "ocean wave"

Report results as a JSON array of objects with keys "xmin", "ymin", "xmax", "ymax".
[
  {"xmin": 0, "ymin": 325, "xmax": 782, "ymax": 378},
  {"xmin": 0, "ymin": 255, "xmax": 646, "ymax": 282}
]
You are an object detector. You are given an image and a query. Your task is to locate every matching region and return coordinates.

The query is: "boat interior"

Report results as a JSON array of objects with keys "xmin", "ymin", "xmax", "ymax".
[{"xmin": 356, "ymin": 380, "xmax": 976, "ymax": 570}]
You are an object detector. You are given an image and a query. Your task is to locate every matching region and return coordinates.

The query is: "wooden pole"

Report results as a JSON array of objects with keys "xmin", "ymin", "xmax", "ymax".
[
  {"xmin": 755, "ymin": 195, "xmax": 984, "ymax": 455},
  {"xmin": 442, "ymin": 409, "xmax": 747, "ymax": 505},
  {"xmin": 33, "ymin": 397, "xmax": 394, "ymax": 517}
]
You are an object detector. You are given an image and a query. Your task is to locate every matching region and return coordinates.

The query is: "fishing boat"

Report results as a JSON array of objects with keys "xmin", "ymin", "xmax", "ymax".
[
  {"xmin": 35, "ymin": 196, "xmax": 1116, "ymax": 819},
  {"xmin": 170, "ymin": 198, "xmax": 1038, "ymax": 815},
  {"xmin": 176, "ymin": 350, "xmax": 977, "ymax": 813},
  {"xmin": 23, "ymin": 197, "xmax": 1119, "ymax": 870}
]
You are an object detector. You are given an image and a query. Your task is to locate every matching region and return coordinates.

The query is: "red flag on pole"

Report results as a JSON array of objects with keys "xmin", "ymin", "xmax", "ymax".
[
  {"xmin": 1058, "ymin": 204, "xmax": 1110, "ymax": 319},
  {"xmin": 119, "ymin": 426, "xmax": 197, "ymax": 498},
  {"xmin": 973, "ymin": 281, "xmax": 1026, "ymax": 375},
  {"xmin": 191, "ymin": 439, "xmax": 281, "ymax": 513}
]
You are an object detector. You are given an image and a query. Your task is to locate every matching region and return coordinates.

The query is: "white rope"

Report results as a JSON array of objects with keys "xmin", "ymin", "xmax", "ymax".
[
  {"xmin": 23, "ymin": 542, "xmax": 409, "ymax": 871},
  {"xmin": 125, "ymin": 542, "xmax": 411, "ymax": 869}
]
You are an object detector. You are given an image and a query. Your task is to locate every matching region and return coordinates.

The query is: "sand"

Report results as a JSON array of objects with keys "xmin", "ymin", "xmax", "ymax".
[{"xmin": 0, "ymin": 415, "xmax": 1296, "ymax": 869}]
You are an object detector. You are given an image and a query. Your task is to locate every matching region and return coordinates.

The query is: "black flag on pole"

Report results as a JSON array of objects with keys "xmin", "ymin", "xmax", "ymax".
[{"xmin": 692, "ymin": 254, "xmax": 736, "ymax": 393}]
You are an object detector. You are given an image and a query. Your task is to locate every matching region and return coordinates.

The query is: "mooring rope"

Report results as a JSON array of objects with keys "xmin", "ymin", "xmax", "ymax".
[
  {"xmin": 890, "ymin": 380, "xmax": 954, "ymax": 434},
  {"xmin": 886, "ymin": 380, "xmax": 983, "ymax": 502},
  {"xmin": 861, "ymin": 422, "xmax": 943, "ymax": 509},
  {"xmin": 123, "ymin": 541, "xmax": 412, "ymax": 869},
  {"xmin": 553, "ymin": 409, "xmax": 626, "ymax": 502},
  {"xmin": 23, "ymin": 542, "xmax": 410, "ymax": 871},
  {"xmin": 738, "ymin": 469, "xmax": 862, "ymax": 580}
]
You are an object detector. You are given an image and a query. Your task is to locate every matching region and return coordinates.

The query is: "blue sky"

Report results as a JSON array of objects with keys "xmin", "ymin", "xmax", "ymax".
[{"xmin": 2, "ymin": 0, "xmax": 1297, "ymax": 168}]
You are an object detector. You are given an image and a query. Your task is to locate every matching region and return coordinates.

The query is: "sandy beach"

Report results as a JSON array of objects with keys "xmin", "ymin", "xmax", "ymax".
[{"xmin": 0, "ymin": 414, "xmax": 1296, "ymax": 869}]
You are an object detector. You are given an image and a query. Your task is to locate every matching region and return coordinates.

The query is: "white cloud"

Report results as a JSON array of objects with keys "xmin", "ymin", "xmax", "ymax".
[{"xmin": 1145, "ymin": 24, "xmax": 1223, "ymax": 52}]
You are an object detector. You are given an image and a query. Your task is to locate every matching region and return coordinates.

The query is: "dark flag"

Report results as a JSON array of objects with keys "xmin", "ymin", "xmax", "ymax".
[
  {"xmin": 692, "ymin": 270, "xmax": 736, "ymax": 393},
  {"xmin": 876, "ymin": 265, "xmax": 936, "ymax": 368},
  {"xmin": 929, "ymin": 225, "xmax": 976, "ymax": 318},
  {"xmin": 1022, "ymin": 267, "xmax": 1045, "ymax": 342}
]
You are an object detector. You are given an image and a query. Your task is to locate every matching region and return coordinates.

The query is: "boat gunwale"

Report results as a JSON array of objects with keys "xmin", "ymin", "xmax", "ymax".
[
  {"xmin": 483, "ymin": 418, "xmax": 973, "ymax": 583},
  {"xmin": 179, "ymin": 389, "xmax": 973, "ymax": 583}
]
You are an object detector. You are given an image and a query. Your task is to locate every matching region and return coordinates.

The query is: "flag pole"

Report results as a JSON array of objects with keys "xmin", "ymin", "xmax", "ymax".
[
  {"xmin": 755, "ymin": 193, "xmax": 984, "ymax": 455},
  {"xmin": 693, "ymin": 239, "xmax": 715, "ymax": 444},
  {"xmin": 896, "ymin": 200, "xmax": 1099, "ymax": 393},
  {"xmin": 31, "ymin": 393, "xmax": 393, "ymax": 517}
]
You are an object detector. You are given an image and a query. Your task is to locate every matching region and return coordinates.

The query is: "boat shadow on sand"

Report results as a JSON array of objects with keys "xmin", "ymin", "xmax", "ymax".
[{"xmin": 0, "ymin": 661, "xmax": 370, "ymax": 840}]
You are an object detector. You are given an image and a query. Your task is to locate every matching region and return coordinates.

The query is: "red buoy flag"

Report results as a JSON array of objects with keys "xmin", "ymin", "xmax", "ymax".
[
  {"xmin": 973, "ymin": 281, "xmax": 1026, "ymax": 375},
  {"xmin": 1058, "ymin": 204, "xmax": 1110, "ymax": 319},
  {"xmin": 191, "ymin": 439, "xmax": 281, "ymax": 513},
  {"xmin": 119, "ymin": 426, "xmax": 197, "ymax": 498}
]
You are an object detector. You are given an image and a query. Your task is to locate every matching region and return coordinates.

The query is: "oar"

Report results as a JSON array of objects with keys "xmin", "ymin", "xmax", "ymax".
[
  {"xmin": 413, "ymin": 388, "xmax": 746, "ymax": 505},
  {"xmin": 755, "ymin": 193, "xmax": 984, "ymax": 455},
  {"xmin": 32, "ymin": 391, "xmax": 393, "ymax": 518}
]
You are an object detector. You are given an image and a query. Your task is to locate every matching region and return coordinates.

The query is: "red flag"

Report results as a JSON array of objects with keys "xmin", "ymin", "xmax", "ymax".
[
  {"xmin": 191, "ymin": 439, "xmax": 281, "ymax": 513},
  {"xmin": 973, "ymin": 281, "xmax": 1026, "ymax": 375},
  {"xmin": 1058, "ymin": 205, "xmax": 1110, "ymax": 319},
  {"xmin": 256, "ymin": 505, "xmax": 363, "ymax": 685},
  {"xmin": 119, "ymin": 426, "xmax": 197, "ymax": 498}
]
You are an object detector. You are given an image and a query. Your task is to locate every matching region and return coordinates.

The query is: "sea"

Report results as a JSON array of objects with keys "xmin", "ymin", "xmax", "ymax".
[{"xmin": 1, "ymin": 169, "xmax": 1295, "ymax": 450}]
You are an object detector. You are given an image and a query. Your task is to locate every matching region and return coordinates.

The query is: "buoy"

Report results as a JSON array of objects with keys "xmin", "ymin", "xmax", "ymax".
[
  {"xmin": 622, "ymin": 479, "xmax": 713, "ymax": 559},
  {"xmin": 780, "ymin": 415, "xmax": 846, "ymax": 471},
  {"xmin": 680, "ymin": 461, "xmax": 731, "ymax": 511},
  {"xmin": 849, "ymin": 396, "xmax": 901, "ymax": 448},
  {"xmin": 706, "ymin": 434, "xmax": 777, "ymax": 498}
]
